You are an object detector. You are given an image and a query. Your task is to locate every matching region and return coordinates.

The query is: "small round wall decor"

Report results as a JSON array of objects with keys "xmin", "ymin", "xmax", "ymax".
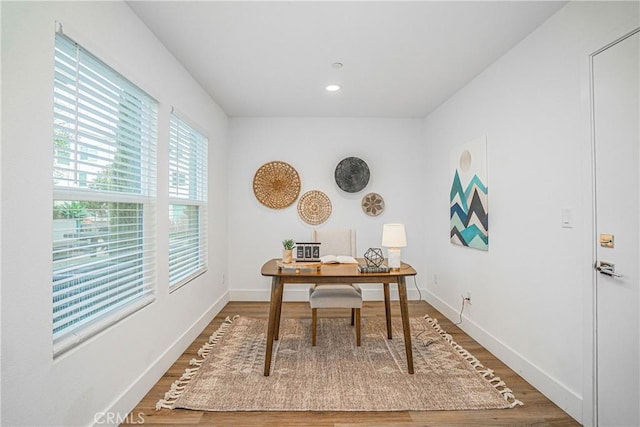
[
  {"xmin": 297, "ymin": 190, "xmax": 332, "ymax": 225},
  {"xmin": 253, "ymin": 161, "xmax": 301, "ymax": 209},
  {"xmin": 361, "ymin": 192, "xmax": 385, "ymax": 216},
  {"xmin": 334, "ymin": 157, "xmax": 370, "ymax": 193}
]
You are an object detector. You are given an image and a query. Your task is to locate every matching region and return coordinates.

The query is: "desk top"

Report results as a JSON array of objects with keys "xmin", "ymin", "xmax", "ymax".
[{"xmin": 261, "ymin": 258, "xmax": 416, "ymax": 283}]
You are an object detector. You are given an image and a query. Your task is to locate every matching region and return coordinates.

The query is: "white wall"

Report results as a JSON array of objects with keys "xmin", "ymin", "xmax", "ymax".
[
  {"xmin": 1, "ymin": 2, "xmax": 228, "ymax": 426},
  {"xmin": 422, "ymin": 1, "xmax": 639, "ymax": 424},
  {"xmin": 3, "ymin": 1, "xmax": 637, "ymax": 426},
  {"xmin": 228, "ymin": 118, "xmax": 426, "ymax": 301}
]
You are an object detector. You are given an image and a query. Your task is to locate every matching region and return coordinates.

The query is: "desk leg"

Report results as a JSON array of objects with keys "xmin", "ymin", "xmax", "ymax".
[
  {"xmin": 398, "ymin": 277, "xmax": 414, "ymax": 374},
  {"xmin": 383, "ymin": 283, "xmax": 392, "ymax": 339},
  {"xmin": 274, "ymin": 278, "xmax": 284, "ymax": 341},
  {"xmin": 264, "ymin": 277, "xmax": 283, "ymax": 376}
]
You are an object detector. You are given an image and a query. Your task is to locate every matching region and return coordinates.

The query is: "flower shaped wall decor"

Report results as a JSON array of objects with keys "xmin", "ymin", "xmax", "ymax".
[{"xmin": 361, "ymin": 192, "xmax": 385, "ymax": 216}]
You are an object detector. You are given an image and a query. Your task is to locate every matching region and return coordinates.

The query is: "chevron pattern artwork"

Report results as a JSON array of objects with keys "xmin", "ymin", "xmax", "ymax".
[{"xmin": 450, "ymin": 136, "xmax": 488, "ymax": 251}]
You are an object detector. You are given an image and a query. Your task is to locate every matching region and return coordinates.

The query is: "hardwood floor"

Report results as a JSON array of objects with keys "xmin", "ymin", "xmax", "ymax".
[{"xmin": 124, "ymin": 301, "xmax": 580, "ymax": 426}]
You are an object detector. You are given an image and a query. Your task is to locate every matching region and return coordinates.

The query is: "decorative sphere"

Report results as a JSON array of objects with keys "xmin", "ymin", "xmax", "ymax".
[{"xmin": 364, "ymin": 248, "xmax": 384, "ymax": 267}]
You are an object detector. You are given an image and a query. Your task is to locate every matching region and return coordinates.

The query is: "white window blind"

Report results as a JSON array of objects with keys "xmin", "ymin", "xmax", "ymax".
[
  {"xmin": 52, "ymin": 33, "xmax": 157, "ymax": 356},
  {"xmin": 168, "ymin": 113, "xmax": 208, "ymax": 289}
]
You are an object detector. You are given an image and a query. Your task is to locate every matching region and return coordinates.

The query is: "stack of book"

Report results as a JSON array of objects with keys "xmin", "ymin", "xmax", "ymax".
[
  {"xmin": 357, "ymin": 263, "xmax": 390, "ymax": 273},
  {"xmin": 277, "ymin": 260, "xmax": 322, "ymax": 273}
]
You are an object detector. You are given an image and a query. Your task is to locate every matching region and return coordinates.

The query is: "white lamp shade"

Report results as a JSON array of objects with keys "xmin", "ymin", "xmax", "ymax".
[{"xmin": 381, "ymin": 224, "xmax": 407, "ymax": 248}]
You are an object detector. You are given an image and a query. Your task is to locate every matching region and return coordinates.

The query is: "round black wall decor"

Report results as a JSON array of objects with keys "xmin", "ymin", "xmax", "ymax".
[{"xmin": 334, "ymin": 157, "xmax": 370, "ymax": 193}]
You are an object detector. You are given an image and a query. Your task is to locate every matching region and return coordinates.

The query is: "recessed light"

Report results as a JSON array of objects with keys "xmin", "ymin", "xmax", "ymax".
[
  {"xmin": 332, "ymin": 62, "xmax": 343, "ymax": 69},
  {"xmin": 326, "ymin": 84, "xmax": 341, "ymax": 92}
]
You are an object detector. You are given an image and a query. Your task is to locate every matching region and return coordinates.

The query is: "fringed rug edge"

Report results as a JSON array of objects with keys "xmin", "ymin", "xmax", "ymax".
[
  {"xmin": 155, "ymin": 315, "xmax": 239, "ymax": 410},
  {"xmin": 422, "ymin": 314, "xmax": 523, "ymax": 408}
]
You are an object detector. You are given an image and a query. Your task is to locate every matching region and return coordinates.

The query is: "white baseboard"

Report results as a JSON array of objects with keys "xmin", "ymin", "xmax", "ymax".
[
  {"xmin": 94, "ymin": 291, "xmax": 230, "ymax": 427},
  {"xmin": 230, "ymin": 285, "xmax": 426, "ymax": 303},
  {"xmin": 424, "ymin": 289, "xmax": 582, "ymax": 423}
]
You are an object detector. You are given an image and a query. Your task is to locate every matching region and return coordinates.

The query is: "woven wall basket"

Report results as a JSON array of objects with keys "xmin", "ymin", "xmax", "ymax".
[
  {"xmin": 297, "ymin": 190, "xmax": 332, "ymax": 225},
  {"xmin": 334, "ymin": 156, "xmax": 370, "ymax": 193},
  {"xmin": 361, "ymin": 192, "xmax": 385, "ymax": 216},
  {"xmin": 253, "ymin": 161, "xmax": 301, "ymax": 209}
]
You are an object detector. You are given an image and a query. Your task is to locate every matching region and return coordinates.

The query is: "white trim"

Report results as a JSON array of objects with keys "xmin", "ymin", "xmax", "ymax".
[
  {"xmin": 93, "ymin": 291, "xmax": 230, "ymax": 427},
  {"xmin": 425, "ymin": 289, "xmax": 582, "ymax": 423}
]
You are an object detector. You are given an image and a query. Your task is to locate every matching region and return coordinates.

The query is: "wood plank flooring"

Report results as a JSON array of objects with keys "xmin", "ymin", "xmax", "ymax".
[{"xmin": 124, "ymin": 301, "xmax": 580, "ymax": 426}]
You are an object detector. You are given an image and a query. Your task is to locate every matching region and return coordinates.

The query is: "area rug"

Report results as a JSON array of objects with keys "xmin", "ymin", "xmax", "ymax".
[{"xmin": 156, "ymin": 315, "xmax": 522, "ymax": 412}]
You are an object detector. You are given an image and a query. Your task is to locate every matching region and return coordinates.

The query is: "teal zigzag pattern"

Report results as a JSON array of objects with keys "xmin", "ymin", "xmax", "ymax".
[{"xmin": 450, "ymin": 170, "xmax": 488, "ymax": 250}]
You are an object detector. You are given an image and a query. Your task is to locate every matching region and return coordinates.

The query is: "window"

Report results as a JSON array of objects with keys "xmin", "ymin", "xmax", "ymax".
[
  {"xmin": 52, "ymin": 33, "xmax": 157, "ymax": 355},
  {"xmin": 168, "ymin": 113, "xmax": 208, "ymax": 289}
]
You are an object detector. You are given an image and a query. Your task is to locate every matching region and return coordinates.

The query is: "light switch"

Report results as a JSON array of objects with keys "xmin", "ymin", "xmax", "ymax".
[{"xmin": 561, "ymin": 208, "xmax": 573, "ymax": 228}]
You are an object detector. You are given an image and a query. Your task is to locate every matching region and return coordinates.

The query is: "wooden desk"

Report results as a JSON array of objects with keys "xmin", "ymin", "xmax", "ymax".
[{"xmin": 260, "ymin": 258, "xmax": 418, "ymax": 376}]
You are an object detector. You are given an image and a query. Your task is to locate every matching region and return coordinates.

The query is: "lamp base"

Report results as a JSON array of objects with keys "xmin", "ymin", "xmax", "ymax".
[{"xmin": 387, "ymin": 247, "xmax": 402, "ymax": 270}]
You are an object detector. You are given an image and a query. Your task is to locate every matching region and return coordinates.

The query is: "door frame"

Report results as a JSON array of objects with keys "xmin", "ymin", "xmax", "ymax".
[{"xmin": 587, "ymin": 26, "xmax": 640, "ymax": 426}]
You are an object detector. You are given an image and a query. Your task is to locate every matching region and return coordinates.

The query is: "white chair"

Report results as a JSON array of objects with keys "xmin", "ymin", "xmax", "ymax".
[{"xmin": 308, "ymin": 228, "xmax": 363, "ymax": 346}]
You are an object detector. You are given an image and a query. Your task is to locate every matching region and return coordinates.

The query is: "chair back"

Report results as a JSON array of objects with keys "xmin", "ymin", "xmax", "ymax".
[{"xmin": 311, "ymin": 228, "xmax": 356, "ymax": 257}]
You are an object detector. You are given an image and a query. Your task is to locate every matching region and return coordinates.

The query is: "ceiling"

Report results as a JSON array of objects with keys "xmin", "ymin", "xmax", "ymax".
[{"xmin": 127, "ymin": 1, "xmax": 566, "ymax": 118}]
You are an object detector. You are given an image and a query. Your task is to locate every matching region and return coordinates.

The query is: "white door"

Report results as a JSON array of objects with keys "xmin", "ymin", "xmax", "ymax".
[{"xmin": 593, "ymin": 29, "xmax": 639, "ymax": 426}]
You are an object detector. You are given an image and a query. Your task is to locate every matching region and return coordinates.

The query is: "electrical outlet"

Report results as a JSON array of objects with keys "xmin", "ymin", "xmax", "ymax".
[{"xmin": 465, "ymin": 290, "xmax": 471, "ymax": 302}]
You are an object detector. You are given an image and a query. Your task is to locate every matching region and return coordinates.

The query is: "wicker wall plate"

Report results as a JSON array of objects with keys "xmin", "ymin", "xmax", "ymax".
[
  {"xmin": 297, "ymin": 190, "xmax": 332, "ymax": 225},
  {"xmin": 253, "ymin": 161, "xmax": 301, "ymax": 209},
  {"xmin": 361, "ymin": 192, "xmax": 385, "ymax": 216}
]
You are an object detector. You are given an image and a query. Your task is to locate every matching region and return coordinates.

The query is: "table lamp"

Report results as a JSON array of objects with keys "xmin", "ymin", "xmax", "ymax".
[{"xmin": 381, "ymin": 223, "xmax": 407, "ymax": 270}]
